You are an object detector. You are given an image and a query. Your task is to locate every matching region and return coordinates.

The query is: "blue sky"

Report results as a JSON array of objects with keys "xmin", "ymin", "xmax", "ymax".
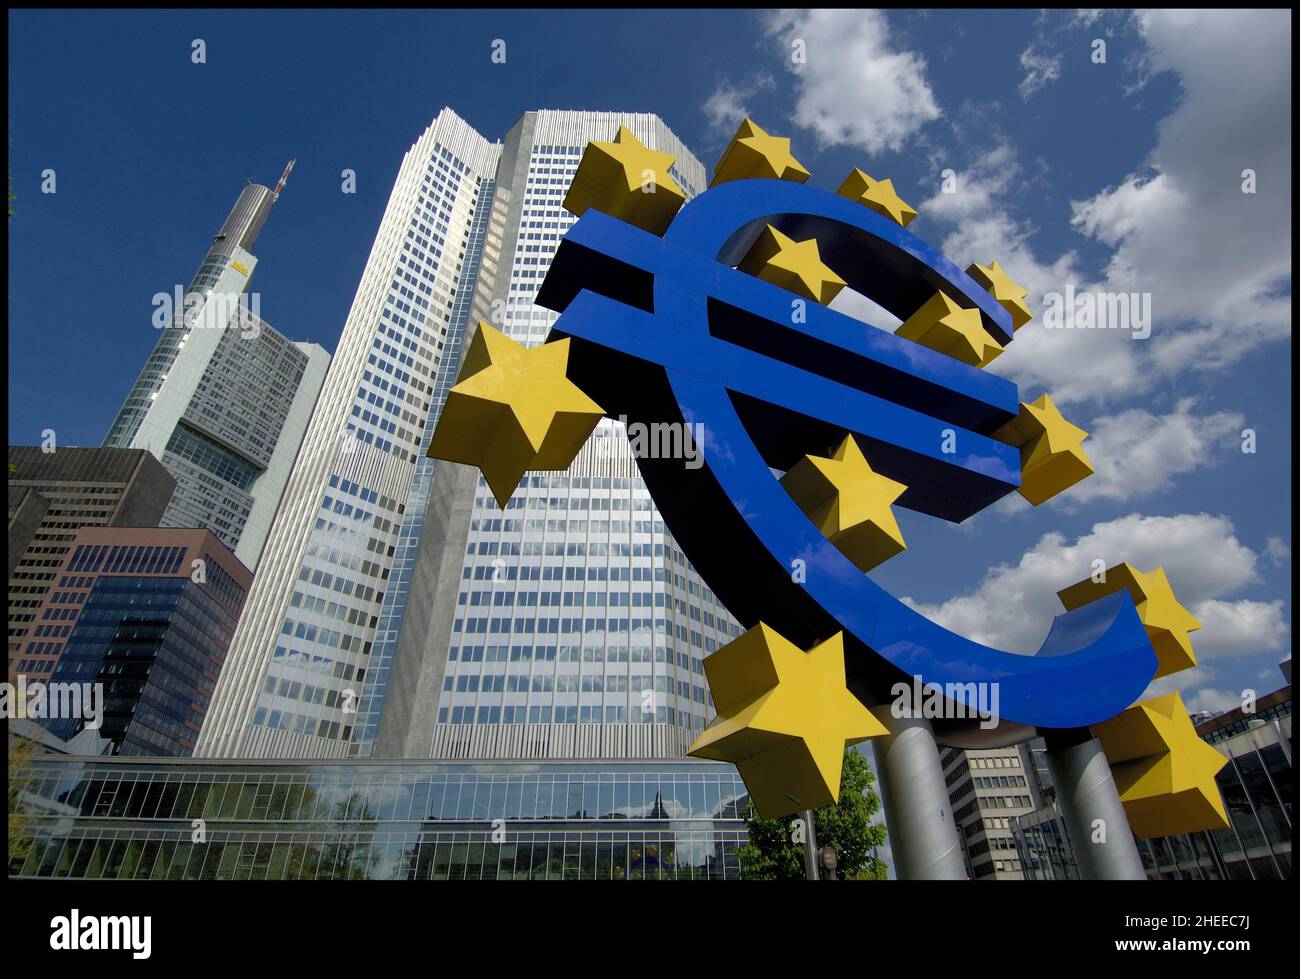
[{"xmin": 9, "ymin": 9, "xmax": 1291, "ymax": 718}]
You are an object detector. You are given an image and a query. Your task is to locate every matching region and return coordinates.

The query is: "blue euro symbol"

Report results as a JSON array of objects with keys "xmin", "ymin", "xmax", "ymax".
[{"xmin": 537, "ymin": 178, "xmax": 1156, "ymax": 742}]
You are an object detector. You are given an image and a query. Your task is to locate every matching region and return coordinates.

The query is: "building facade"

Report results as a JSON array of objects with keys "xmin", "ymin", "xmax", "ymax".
[
  {"xmin": 371, "ymin": 110, "xmax": 737, "ymax": 763},
  {"xmin": 103, "ymin": 176, "xmax": 330, "ymax": 571},
  {"xmin": 940, "ymin": 742, "xmax": 1045, "ymax": 879},
  {"xmin": 1016, "ymin": 682, "xmax": 1292, "ymax": 881},
  {"xmin": 9, "ymin": 757, "xmax": 749, "ymax": 880},
  {"xmin": 24, "ymin": 527, "xmax": 253, "ymax": 756},
  {"xmin": 7, "ymin": 446, "xmax": 176, "ymax": 674}
]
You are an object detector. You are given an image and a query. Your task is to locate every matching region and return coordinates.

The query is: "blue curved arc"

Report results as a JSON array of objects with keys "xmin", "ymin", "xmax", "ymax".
[{"xmin": 657, "ymin": 280, "xmax": 1156, "ymax": 730}]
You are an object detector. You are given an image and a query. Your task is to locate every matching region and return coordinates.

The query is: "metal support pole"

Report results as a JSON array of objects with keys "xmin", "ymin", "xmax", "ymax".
[
  {"xmin": 1043, "ymin": 729, "xmax": 1146, "ymax": 880},
  {"xmin": 873, "ymin": 713, "xmax": 965, "ymax": 879},
  {"xmin": 802, "ymin": 809, "xmax": 819, "ymax": 880}
]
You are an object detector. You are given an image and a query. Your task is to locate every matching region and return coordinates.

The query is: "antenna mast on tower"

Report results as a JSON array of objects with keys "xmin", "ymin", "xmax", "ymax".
[{"xmin": 272, "ymin": 159, "xmax": 296, "ymax": 202}]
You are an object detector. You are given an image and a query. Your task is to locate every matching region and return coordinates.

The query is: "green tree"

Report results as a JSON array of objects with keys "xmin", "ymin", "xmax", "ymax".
[
  {"xmin": 737, "ymin": 746, "xmax": 888, "ymax": 880},
  {"xmin": 8, "ymin": 736, "xmax": 42, "ymax": 869}
]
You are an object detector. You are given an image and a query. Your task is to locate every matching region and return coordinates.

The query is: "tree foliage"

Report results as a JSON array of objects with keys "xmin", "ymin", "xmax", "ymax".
[
  {"xmin": 8, "ymin": 736, "xmax": 42, "ymax": 868},
  {"xmin": 736, "ymin": 746, "xmax": 888, "ymax": 880}
]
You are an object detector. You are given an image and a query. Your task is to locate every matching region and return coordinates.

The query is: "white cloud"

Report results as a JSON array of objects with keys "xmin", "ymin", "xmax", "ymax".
[
  {"xmin": 1065, "ymin": 398, "xmax": 1243, "ymax": 504},
  {"xmin": 1182, "ymin": 686, "xmax": 1243, "ymax": 714},
  {"xmin": 903, "ymin": 512, "xmax": 1270, "ymax": 653},
  {"xmin": 762, "ymin": 9, "xmax": 941, "ymax": 154},
  {"xmin": 1265, "ymin": 536, "xmax": 1291, "ymax": 565},
  {"xmin": 701, "ymin": 74, "xmax": 775, "ymax": 135},
  {"xmin": 1144, "ymin": 663, "xmax": 1217, "ymax": 701},
  {"xmin": 1192, "ymin": 598, "xmax": 1290, "ymax": 660},
  {"xmin": 1018, "ymin": 43, "xmax": 1062, "ymax": 100},
  {"xmin": 829, "ymin": 287, "xmax": 900, "ymax": 330},
  {"xmin": 920, "ymin": 10, "xmax": 1291, "ymax": 407},
  {"xmin": 919, "ymin": 146, "xmax": 1144, "ymax": 406},
  {"xmin": 1069, "ymin": 9, "xmax": 1292, "ymax": 377}
]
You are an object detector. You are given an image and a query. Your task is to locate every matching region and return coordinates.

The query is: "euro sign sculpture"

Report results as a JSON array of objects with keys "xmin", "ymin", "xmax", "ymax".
[{"xmin": 429, "ymin": 121, "xmax": 1226, "ymax": 834}]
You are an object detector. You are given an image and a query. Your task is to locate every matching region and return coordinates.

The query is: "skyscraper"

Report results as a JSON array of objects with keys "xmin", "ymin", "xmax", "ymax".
[
  {"xmin": 103, "ymin": 171, "xmax": 330, "ymax": 571},
  {"xmin": 370, "ymin": 110, "xmax": 738, "ymax": 761},
  {"xmin": 196, "ymin": 109, "xmax": 502, "ymax": 758},
  {"xmin": 198, "ymin": 109, "xmax": 738, "ymax": 763},
  {"xmin": 8, "ymin": 445, "xmax": 176, "ymax": 674}
]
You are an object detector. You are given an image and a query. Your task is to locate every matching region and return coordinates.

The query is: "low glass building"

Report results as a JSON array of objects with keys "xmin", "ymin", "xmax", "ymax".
[
  {"xmin": 1016, "ymin": 687, "xmax": 1292, "ymax": 881},
  {"xmin": 9, "ymin": 756, "xmax": 750, "ymax": 880}
]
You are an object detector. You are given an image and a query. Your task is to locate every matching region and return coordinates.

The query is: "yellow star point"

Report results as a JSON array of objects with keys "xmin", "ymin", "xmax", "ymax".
[
  {"xmin": 992, "ymin": 393, "xmax": 1093, "ymax": 505},
  {"xmin": 1058, "ymin": 563, "xmax": 1202, "ymax": 678},
  {"xmin": 688, "ymin": 624, "xmax": 887, "ymax": 818},
  {"xmin": 1092, "ymin": 692, "xmax": 1229, "ymax": 838},
  {"xmin": 563, "ymin": 125, "xmax": 686, "ymax": 235},
  {"xmin": 780, "ymin": 435, "xmax": 908, "ymax": 572},
  {"xmin": 738, "ymin": 225, "xmax": 846, "ymax": 305},
  {"xmin": 710, "ymin": 118, "xmax": 811, "ymax": 187},
  {"xmin": 837, "ymin": 168, "xmax": 918, "ymax": 227},
  {"xmin": 896, "ymin": 291, "xmax": 1005, "ymax": 368},
  {"xmin": 427, "ymin": 322, "xmax": 605, "ymax": 508},
  {"xmin": 967, "ymin": 260, "xmax": 1033, "ymax": 331}
]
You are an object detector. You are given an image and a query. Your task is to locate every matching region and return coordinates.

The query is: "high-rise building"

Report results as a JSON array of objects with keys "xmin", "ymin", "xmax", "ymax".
[
  {"xmin": 197, "ymin": 109, "xmax": 738, "ymax": 763},
  {"xmin": 7, "ymin": 445, "xmax": 176, "ymax": 674},
  {"xmin": 370, "ymin": 110, "xmax": 737, "ymax": 762},
  {"xmin": 102, "ymin": 171, "xmax": 330, "ymax": 571},
  {"xmin": 940, "ymin": 743, "xmax": 1046, "ymax": 879},
  {"xmin": 32, "ymin": 527, "xmax": 252, "ymax": 756},
  {"xmin": 196, "ymin": 109, "xmax": 502, "ymax": 758}
]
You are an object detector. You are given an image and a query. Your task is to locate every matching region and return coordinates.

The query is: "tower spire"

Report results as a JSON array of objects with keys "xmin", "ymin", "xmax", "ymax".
[{"xmin": 272, "ymin": 159, "xmax": 296, "ymax": 201}]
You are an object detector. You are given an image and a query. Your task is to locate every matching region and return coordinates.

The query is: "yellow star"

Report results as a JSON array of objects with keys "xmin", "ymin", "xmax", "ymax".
[
  {"xmin": 992, "ymin": 393, "xmax": 1093, "ymax": 505},
  {"xmin": 688, "ymin": 624, "xmax": 887, "ymax": 818},
  {"xmin": 738, "ymin": 225, "xmax": 846, "ymax": 305},
  {"xmin": 967, "ymin": 260, "xmax": 1033, "ymax": 331},
  {"xmin": 1058, "ymin": 563, "xmax": 1202, "ymax": 678},
  {"xmin": 780, "ymin": 434, "xmax": 908, "ymax": 572},
  {"xmin": 710, "ymin": 118, "xmax": 811, "ymax": 187},
  {"xmin": 1091, "ymin": 692, "xmax": 1229, "ymax": 838},
  {"xmin": 427, "ymin": 322, "xmax": 604, "ymax": 507},
  {"xmin": 896, "ymin": 291, "xmax": 1005, "ymax": 367},
  {"xmin": 562, "ymin": 125, "xmax": 686, "ymax": 235},
  {"xmin": 837, "ymin": 168, "xmax": 918, "ymax": 227}
]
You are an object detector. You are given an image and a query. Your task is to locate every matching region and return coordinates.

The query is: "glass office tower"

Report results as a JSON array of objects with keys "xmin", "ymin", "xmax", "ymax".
[{"xmin": 368, "ymin": 111, "xmax": 740, "ymax": 761}]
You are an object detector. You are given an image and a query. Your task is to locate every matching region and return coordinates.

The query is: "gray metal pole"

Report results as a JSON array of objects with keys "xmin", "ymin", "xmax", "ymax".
[
  {"xmin": 1043, "ymin": 730, "xmax": 1146, "ymax": 880},
  {"xmin": 802, "ymin": 809, "xmax": 819, "ymax": 880},
  {"xmin": 874, "ymin": 713, "xmax": 965, "ymax": 879}
]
